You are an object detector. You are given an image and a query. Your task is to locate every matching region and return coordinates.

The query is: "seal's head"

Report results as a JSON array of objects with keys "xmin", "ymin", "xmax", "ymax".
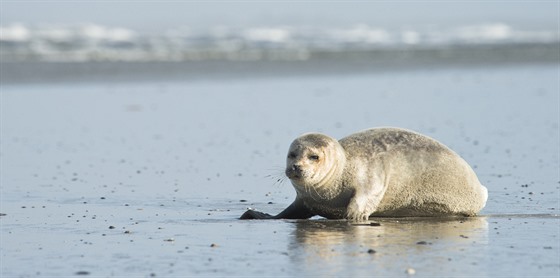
[{"xmin": 285, "ymin": 133, "xmax": 346, "ymax": 192}]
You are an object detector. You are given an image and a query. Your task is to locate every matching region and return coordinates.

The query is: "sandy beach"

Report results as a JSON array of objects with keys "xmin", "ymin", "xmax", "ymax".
[
  {"xmin": 2, "ymin": 2, "xmax": 559, "ymax": 276},
  {"xmin": 1, "ymin": 61, "xmax": 559, "ymax": 276}
]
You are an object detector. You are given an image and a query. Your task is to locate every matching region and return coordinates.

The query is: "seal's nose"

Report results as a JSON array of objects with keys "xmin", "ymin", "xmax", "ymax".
[{"xmin": 286, "ymin": 164, "xmax": 303, "ymax": 179}]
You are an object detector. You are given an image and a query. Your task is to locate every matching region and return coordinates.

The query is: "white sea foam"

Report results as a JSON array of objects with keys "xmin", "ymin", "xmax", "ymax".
[
  {"xmin": 329, "ymin": 24, "xmax": 392, "ymax": 44},
  {"xmin": 0, "ymin": 23, "xmax": 30, "ymax": 42},
  {"xmin": 401, "ymin": 31, "xmax": 421, "ymax": 45},
  {"xmin": 244, "ymin": 27, "xmax": 292, "ymax": 43},
  {"xmin": 80, "ymin": 24, "xmax": 136, "ymax": 42},
  {"xmin": 456, "ymin": 23, "xmax": 513, "ymax": 42},
  {"xmin": 0, "ymin": 23, "xmax": 557, "ymax": 62}
]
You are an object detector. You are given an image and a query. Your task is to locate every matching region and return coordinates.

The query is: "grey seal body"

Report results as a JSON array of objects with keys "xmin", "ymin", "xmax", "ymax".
[{"xmin": 240, "ymin": 127, "xmax": 488, "ymax": 220}]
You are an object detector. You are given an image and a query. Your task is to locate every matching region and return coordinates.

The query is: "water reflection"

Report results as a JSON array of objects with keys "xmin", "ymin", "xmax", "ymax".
[{"xmin": 288, "ymin": 217, "xmax": 489, "ymax": 276}]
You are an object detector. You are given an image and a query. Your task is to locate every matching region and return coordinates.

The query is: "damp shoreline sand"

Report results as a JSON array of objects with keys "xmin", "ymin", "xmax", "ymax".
[{"xmin": 1, "ymin": 63, "xmax": 559, "ymax": 276}]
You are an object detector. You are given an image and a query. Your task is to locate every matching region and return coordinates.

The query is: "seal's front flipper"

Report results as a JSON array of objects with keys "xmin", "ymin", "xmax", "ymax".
[
  {"xmin": 239, "ymin": 199, "xmax": 315, "ymax": 220},
  {"xmin": 273, "ymin": 199, "xmax": 315, "ymax": 219},
  {"xmin": 239, "ymin": 210, "xmax": 275, "ymax": 219}
]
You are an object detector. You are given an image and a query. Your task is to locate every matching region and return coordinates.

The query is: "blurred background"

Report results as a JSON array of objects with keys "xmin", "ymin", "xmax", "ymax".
[{"xmin": 1, "ymin": 1, "xmax": 558, "ymax": 83}]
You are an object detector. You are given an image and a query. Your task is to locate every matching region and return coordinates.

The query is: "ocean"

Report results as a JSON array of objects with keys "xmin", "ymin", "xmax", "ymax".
[{"xmin": 1, "ymin": 19, "xmax": 558, "ymax": 84}]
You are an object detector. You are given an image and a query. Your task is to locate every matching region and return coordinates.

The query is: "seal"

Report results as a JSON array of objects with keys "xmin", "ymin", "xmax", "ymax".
[{"xmin": 240, "ymin": 127, "xmax": 488, "ymax": 220}]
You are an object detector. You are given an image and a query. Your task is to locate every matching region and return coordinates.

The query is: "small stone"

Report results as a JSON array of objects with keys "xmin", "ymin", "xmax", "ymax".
[
  {"xmin": 75, "ymin": 271, "xmax": 90, "ymax": 275},
  {"xmin": 406, "ymin": 268, "xmax": 416, "ymax": 275},
  {"xmin": 108, "ymin": 226, "xmax": 115, "ymax": 229},
  {"xmin": 164, "ymin": 238, "xmax": 175, "ymax": 242},
  {"xmin": 210, "ymin": 243, "xmax": 217, "ymax": 247},
  {"xmin": 239, "ymin": 200, "xmax": 247, "ymax": 203},
  {"xmin": 367, "ymin": 249, "xmax": 376, "ymax": 254},
  {"xmin": 416, "ymin": 241, "xmax": 428, "ymax": 245}
]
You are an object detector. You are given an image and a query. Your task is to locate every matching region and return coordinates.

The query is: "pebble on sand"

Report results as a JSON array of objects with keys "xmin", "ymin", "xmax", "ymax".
[{"xmin": 406, "ymin": 268, "xmax": 416, "ymax": 275}]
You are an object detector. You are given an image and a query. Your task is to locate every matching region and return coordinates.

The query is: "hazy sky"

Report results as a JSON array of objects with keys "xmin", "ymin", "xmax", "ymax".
[{"xmin": 1, "ymin": 1, "xmax": 558, "ymax": 31}]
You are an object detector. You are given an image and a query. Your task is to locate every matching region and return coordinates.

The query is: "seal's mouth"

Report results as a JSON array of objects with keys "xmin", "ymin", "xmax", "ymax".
[{"xmin": 286, "ymin": 173, "xmax": 301, "ymax": 180}]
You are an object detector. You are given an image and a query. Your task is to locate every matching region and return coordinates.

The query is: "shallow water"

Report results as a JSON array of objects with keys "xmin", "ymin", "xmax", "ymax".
[{"xmin": 1, "ymin": 64, "xmax": 559, "ymax": 276}]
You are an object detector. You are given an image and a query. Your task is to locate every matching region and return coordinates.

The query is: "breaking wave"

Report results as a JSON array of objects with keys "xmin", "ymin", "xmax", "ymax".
[{"xmin": 1, "ymin": 23, "xmax": 558, "ymax": 62}]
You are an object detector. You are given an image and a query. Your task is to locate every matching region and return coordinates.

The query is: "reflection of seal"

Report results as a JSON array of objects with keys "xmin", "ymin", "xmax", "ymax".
[{"xmin": 240, "ymin": 127, "xmax": 488, "ymax": 221}]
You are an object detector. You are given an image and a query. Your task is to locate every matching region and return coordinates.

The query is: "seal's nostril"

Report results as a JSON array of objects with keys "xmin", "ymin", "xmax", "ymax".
[{"xmin": 292, "ymin": 164, "xmax": 301, "ymax": 171}]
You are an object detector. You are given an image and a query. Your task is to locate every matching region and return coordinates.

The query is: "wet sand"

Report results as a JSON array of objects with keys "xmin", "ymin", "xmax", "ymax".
[{"xmin": 1, "ymin": 64, "xmax": 559, "ymax": 276}]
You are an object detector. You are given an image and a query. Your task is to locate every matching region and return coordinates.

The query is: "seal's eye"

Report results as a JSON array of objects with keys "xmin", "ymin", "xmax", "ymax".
[
  {"xmin": 308, "ymin": 155, "xmax": 320, "ymax": 161},
  {"xmin": 288, "ymin": 152, "xmax": 297, "ymax": 159}
]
